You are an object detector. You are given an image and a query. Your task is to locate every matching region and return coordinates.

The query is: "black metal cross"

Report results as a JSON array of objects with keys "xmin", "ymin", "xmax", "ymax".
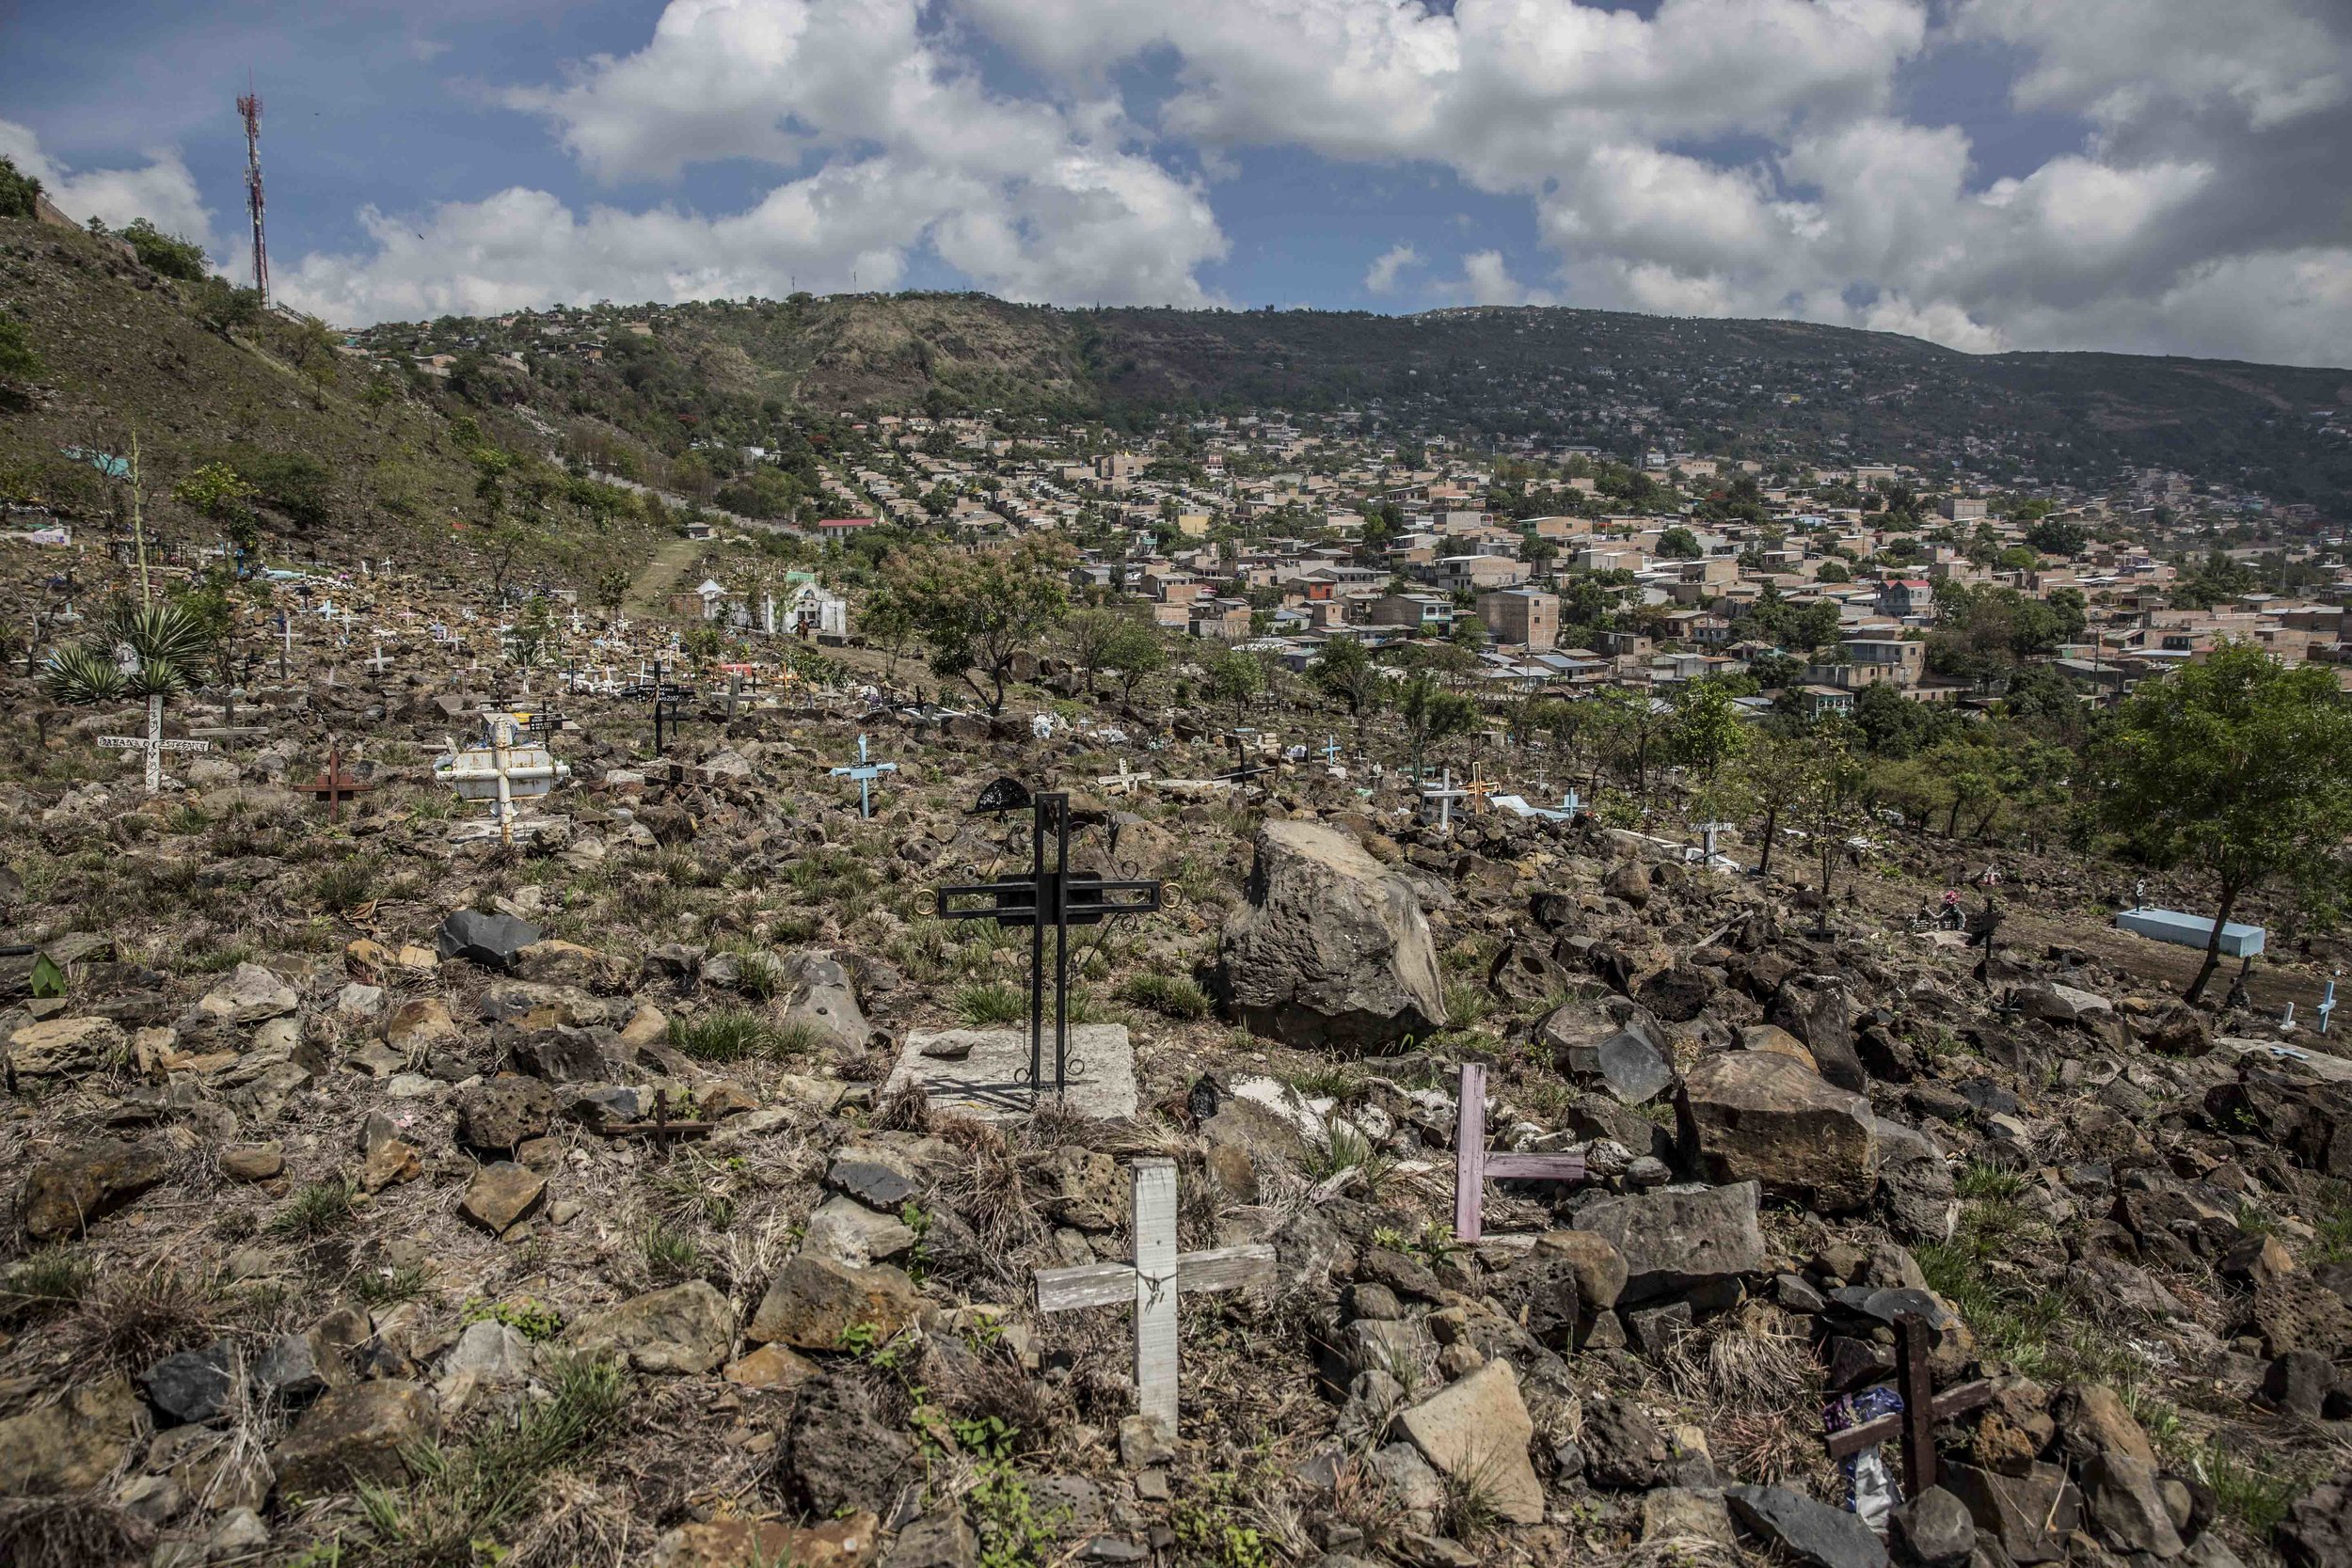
[
  {"xmin": 930, "ymin": 778, "xmax": 1166, "ymax": 1103},
  {"xmin": 648, "ymin": 663, "xmax": 691, "ymax": 755}
]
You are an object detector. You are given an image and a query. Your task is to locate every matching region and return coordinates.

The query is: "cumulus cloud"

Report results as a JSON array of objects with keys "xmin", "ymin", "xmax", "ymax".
[
  {"xmin": 283, "ymin": 0, "xmax": 1225, "ymax": 324},
  {"xmin": 1363, "ymin": 243, "xmax": 1420, "ymax": 294},
  {"xmin": 1432, "ymin": 250, "xmax": 1556, "ymax": 308},
  {"xmin": 0, "ymin": 119, "xmax": 216, "ymax": 252},
  {"xmin": 954, "ymin": 0, "xmax": 2352, "ymax": 364}
]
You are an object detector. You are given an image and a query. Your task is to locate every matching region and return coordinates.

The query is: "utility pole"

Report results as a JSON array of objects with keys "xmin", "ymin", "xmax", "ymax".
[{"xmin": 238, "ymin": 81, "xmax": 269, "ymax": 307}]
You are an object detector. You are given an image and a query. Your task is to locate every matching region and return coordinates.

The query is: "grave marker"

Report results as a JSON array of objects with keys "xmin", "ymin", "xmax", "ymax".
[
  {"xmin": 929, "ymin": 779, "xmax": 1165, "ymax": 1103},
  {"xmin": 97, "ymin": 695, "xmax": 210, "ymax": 793},
  {"xmin": 1033, "ymin": 1157, "xmax": 1275, "ymax": 1432},
  {"xmin": 827, "ymin": 733, "xmax": 898, "ymax": 818},
  {"xmin": 1097, "ymin": 758, "xmax": 1153, "ymax": 797},
  {"xmin": 1453, "ymin": 1062, "xmax": 1585, "ymax": 1243},
  {"xmin": 1422, "ymin": 768, "xmax": 1471, "ymax": 833},
  {"xmin": 293, "ymin": 740, "xmax": 373, "ymax": 821},
  {"xmin": 1822, "ymin": 1314, "xmax": 1994, "ymax": 1499}
]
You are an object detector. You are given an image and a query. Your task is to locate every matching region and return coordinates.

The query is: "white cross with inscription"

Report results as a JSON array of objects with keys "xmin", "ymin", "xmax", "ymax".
[
  {"xmin": 97, "ymin": 694, "xmax": 210, "ymax": 793},
  {"xmin": 1033, "ymin": 1158, "xmax": 1275, "ymax": 1432}
]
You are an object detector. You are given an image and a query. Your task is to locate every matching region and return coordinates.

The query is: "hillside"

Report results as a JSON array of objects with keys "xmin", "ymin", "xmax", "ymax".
[
  {"xmin": 358, "ymin": 292, "xmax": 2352, "ymax": 514},
  {"xmin": 0, "ymin": 215, "xmax": 669, "ymax": 591}
]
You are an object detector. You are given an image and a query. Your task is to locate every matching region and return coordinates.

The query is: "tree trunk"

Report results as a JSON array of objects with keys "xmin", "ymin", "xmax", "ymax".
[
  {"xmin": 1757, "ymin": 801, "xmax": 1780, "ymax": 878},
  {"xmin": 1946, "ymin": 796, "xmax": 1964, "ymax": 836},
  {"xmin": 2184, "ymin": 881, "xmax": 2241, "ymax": 1006}
]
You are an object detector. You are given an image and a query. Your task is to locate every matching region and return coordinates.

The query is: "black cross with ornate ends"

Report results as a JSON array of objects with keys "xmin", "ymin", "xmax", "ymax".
[
  {"xmin": 524, "ymin": 711, "xmax": 567, "ymax": 741},
  {"xmin": 928, "ymin": 778, "xmax": 1167, "ymax": 1103}
]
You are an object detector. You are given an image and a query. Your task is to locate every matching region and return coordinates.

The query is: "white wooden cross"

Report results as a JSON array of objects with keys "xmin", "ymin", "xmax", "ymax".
[
  {"xmin": 1033, "ymin": 1158, "xmax": 1276, "ymax": 1432},
  {"xmin": 1097, "ymin": 758, "xmax": 1153, "ymax": 796},
  {"xmin": 1422, "ymin": 768, "xmax": 1471, "ymax": 833},
  {"xmin": 98, "ymin": 694, "xmax": 210, "ymax": 793},
  {"xmin": 1454, "ymin": 1063, "xmax": 1586, "ymax": 1243},
  {"xmin": 368, "ymin": 642, "xmax": 390, "ymax": 675}
]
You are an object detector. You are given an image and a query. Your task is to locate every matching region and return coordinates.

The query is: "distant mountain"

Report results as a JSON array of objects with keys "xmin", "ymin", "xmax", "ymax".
[{"xmin": 361, "ymin": 292, "xmax": 2352, "ymax": 513}]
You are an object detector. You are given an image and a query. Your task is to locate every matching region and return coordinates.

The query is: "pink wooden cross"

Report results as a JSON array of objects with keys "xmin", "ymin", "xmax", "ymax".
[{"xmin": 1454, "ymin": 1062, "xmax": 1588, "ymax": 1242}]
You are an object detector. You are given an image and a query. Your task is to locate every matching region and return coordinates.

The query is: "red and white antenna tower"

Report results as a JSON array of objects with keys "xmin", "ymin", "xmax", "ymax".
[{"xmin": 237, "ymin": 81, "xmax": 268, "ymax": 307}]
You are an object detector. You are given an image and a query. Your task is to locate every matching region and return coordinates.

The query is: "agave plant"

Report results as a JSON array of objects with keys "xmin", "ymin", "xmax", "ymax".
[
  {"xmin": 40, "ymin": 643, "xmax": 130, "ymax": 705},
  {"xmin": 41, "ymin": 599, "xmax": 216, "ymax": 705}
]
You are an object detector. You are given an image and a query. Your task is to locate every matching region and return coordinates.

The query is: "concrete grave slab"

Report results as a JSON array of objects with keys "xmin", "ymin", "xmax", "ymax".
[{"xmin": 886, "ymin": 1023, "xmax": 1136, "ymax": 1120}]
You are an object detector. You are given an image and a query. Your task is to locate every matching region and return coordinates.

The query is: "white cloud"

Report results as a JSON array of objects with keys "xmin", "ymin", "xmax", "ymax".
[
  {"xmin": 1432, "ymin": 249, "xmax": 1556, "ymax": 308},
  {"xmin": 1363, "ymin": 243, "xmax": 1420, "ymax": 294},
  {"xmin": 0, "ymin": 119, "xmax": 216, "ymax": 252},
  {"xmin": 281, "ymin": 0, "xmax": 1225, "ymax": 324}
]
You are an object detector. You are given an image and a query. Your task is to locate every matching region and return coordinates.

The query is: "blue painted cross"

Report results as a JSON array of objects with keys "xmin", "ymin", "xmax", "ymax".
[
  {"xmin": 1320, "ymin": 735, "xmax": 1342, "ymax": 765},
  {"xmin": 830, "ymin": 733, "xmax": 898, "ymax": 818}
]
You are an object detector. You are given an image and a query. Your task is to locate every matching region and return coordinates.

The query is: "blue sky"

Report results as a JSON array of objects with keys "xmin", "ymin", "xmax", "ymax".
[{"xmin": 4, "ymin": 0, "xmax": 2349, "ymax": 366}]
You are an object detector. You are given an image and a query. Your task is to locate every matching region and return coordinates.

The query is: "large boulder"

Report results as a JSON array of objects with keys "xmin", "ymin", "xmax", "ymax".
[
  {"xmin": 1571, "ymin": 1181, "xmax": 1766, "ymax": 1304},
  {"xmin": 747, "ymin": 1257, "xmax": 922, "ymax": 1351},
  {"xmin": 1767, "ymin": 977, "xmax": 1866, "ymax": 1093},
  {"xmin": 1541, "ymin": 999, "xmax": 1674, "ymax": 1106},
  {"xmin": 1677, "ymin": 1053, "xmax": 1880, "ymax": 1212},
  {"xmin": 1215, "ymin": 821, "xmax": 1446, "ymax": 1051},
  {"xmin": 780, "ymin": 953, "xmax": 874, "ymax": 1055},
  {"xmin": 0, "ymin": 1374, "xmax": 148, "ymax": 1495},
  {"xmin": 2205, "ymin": 1065, "xmax": 2352, "ymax": 1178},
  {"xmin": 1396, "ymin": 1359, "xmax": 1544, "ymax": 1525}
]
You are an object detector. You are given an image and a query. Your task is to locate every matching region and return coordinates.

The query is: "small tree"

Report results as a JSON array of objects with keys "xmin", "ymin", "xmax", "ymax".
[
  {"xmin": 1101, "ymin": 617, "xmax": 1166, "ymax": 705},
  {"xmin": 861, "ymin": 586, "xmax": 917, "ymax": 681},
  {"xmin": 0, "ymin": 315, "xmax": 43, "ymax": 392},
  {"xmin": 894, "ymin": 537, "xmax": 1073, "ymax": 714},
  {"xmin": 1310, "ymin": 637, "xmax": 1388, "ymax": 746},
  {"xmin": 1061, "ymin": 609, "xmax": 1122, "ymax": 695},
  {"xmin": 1200, "ymin": 642, "xmax": 1264, "ymax": 717},
  {"xmin": 1655, "ymin": 526, "xmax": 1702, "ymax": 560},
  {"xmin": 2094, "ymin": 641, "xmax": 2352, "ymax": 1003},
  {"xmin": 1739, "ymin": 727, "xmax": 1822, "ymax": 879},
  {"xmin": 1668, "ymin": 678, "xmax": 1748, "ymax": 781},
  {"xmin": 1396, "ymin": 671, "xmax": 1478, "ymax": 780},
  {"xmin": 594, "ymin": 567, "xmax": 631, "ymax": 624},
  {"xmin": 0, "ymin": 156, "xmax": 41, "ymax": 218}
]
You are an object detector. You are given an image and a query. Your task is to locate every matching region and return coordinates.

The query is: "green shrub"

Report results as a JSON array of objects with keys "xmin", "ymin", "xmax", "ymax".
[
  {"xmin": 668, "ymin": 1009, "xmax": 785, "ymax": 1062},
  {"xmin": 954, "ymin": 981, "xmax": 1027, "ymax": 1027}
]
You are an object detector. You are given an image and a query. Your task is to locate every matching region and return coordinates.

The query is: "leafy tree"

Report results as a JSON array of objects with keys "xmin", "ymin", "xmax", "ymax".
[
  {"xmin": 118, "ymin": 219, "xmax": 209, "ymax": 281},
  {"xmin": 1100, "ymin": 617, "xmax": 1166, "ymax": 705},
  {"xmin": 594, "ymin": 567, "xmax": 631, "ymax": 622},
  {"xmin": 293, "ymin": 319, "xmax": 341, "ymax": 409},
  {"xmin": 893, "ymin": 537, "xmax": 1073, "ymax": 713},
  {"xmin": 2025, "ymin": 517, "xmax": 2087, "ymax": 556},
  {"xmin": 1738, "ymin": 727, "xmax": 1820, "ymax": 879},
  {"xmin": 1200, "ymin": 642, "xmax": 1264, "ymax": 716},
  {"xmin": 1061, "ymin": 609, "xmax": 1128, "ymax": 696},
  {"xmin": 1747, "ymin": 650, "xmax": 1804, "ymax": 689},
  {"xmin": 0, "ymin": 312, "xmax": 42, "ymax": 391},
  {"xmin": 1668, "ymin": 678, "xmax": 1748, "ymax": 779},
  {"xmin": 1655, "ymin": 526, "xmax": 1702, "ymax": 560},
  {"xmin": 1396, "ymin": 671, "xmax": 1478, "ymax": 780},
  {"xmin": 861, "ymin": 586, "xmax": 917, "ymax": 681},
  {"xmin": 1814, "ymin": 558, "xmax": 1851, "ymax": 583},
  {"xmin": 2093, "ymin": 642, "xmax": 2352, "ymax": 1003},
  {"xmin": 0, "ymin": 156, "xmax": 40, "ymax": 218},
  {"xmin": 1310, "ymin": 637, "xmax": 1387, "ymax": 744}
]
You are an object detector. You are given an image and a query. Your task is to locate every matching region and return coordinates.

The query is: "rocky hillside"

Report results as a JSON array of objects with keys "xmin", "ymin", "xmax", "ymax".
[
  {"xmin": 2, "ymin": 622, "xmax": 2348, "ymax": 1567},
  {"xmin": 0, "ymin": 215, "xmax": 670, "ymax": 590}
]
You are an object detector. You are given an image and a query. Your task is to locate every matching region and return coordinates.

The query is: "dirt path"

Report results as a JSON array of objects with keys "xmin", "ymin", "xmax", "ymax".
[{"xmin": 624, "ymin": 533, "xmax": 703, "ymax": 617}]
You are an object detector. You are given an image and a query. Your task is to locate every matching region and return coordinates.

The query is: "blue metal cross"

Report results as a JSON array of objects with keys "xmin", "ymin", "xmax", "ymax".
[
  {"xmin": 1320, "ymin": 735, "xmax": 1342, "ymax": 764},
  {"xmin": 829, "ymin": 733, "xmax": 898, "ymax": 818}
]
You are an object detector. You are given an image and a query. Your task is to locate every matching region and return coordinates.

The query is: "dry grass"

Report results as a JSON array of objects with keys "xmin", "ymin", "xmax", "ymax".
[
  {"xmin": 1654, "ymin": 1307, "xmax": 1830, "ymax": 1490},
  {"xmin": 56, "ymin": 1262, "xmax": 225, "ymax": 1378},
  {"xmin": 0, "ymin": 1497, "xmax": 151, "ymax": 1568}
]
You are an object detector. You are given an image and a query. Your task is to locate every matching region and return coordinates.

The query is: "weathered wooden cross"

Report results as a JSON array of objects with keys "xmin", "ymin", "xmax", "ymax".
[
  {"xmin": 293, "ymin": 740, "xmax": 373, "ymax": 821},
  {"xmin": 1033, "ymin": 1157, "xmax": 1276, "ymax": 1431},
  {"xmin": 1822, "ymin": 1314, "xmax": 1993, "ymax": 1497},
  {"xmin": 1454, "ymin": 1062, "xmax": 1587, "ymax": 1243},
  {"xmin": 97, "ymin": 695, "xmax": 210, "ymax": 793},
  {"xmin": 1097, "ymin": 757, "xmax": 1153, "ymax": 796},
  {"xmin": 827, "ymin": 733, "xmax": 898, "ymax": 818},
  {"xmin": 367, "ymin": 642, "xmax": 390, "ymax": 676}
]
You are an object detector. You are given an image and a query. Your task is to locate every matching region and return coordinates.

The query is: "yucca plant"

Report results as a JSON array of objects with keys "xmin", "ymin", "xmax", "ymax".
[{"xmin": 42, "ymin": 598, "xmax": 218, "ymax": 790}]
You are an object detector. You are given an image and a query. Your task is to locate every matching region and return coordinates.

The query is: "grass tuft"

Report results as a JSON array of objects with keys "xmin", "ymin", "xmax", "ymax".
[
  {"xmin": 1118, "ymin": 973, "xmax": 1213, "ymax": 1021},
  {"xmin": 271, "ymin": 1178, "xmax": 359, "ymax": 1240},
  {"xmin": 0, "ymin": 1247, "xmax": 92, "ymax": 1325},
  {"xmin": 668, "ymin": 1009, "xmax": 785, "ymax": 1062},
  {"xmin": 955, "ymin": 981, "xmax": 1028, "ymax": 1027}
]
